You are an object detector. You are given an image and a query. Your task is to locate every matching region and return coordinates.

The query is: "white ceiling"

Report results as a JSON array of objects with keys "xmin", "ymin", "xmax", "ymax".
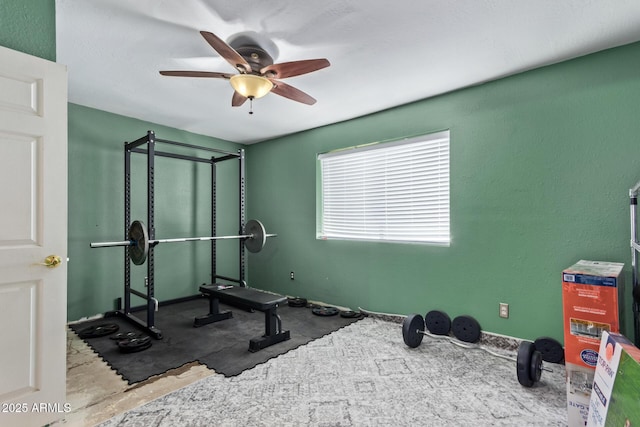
[{"xmin": 56, "ymin": 0, "xmax": 640, "ymax": 145}]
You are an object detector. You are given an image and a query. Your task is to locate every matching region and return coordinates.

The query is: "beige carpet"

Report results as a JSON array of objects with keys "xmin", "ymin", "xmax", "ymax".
[{"xmin": 99, "ymin": 317, "xmax": 567, "ymax": 426}]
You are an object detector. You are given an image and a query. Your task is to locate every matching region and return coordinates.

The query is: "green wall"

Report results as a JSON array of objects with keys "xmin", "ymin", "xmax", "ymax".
[
  {"xmin": 2, "ymin": 0, "xmax": 639, "ymax": 341},
  {"xmin": 246, "ymin": 41, "xmax": 640, "ymax": 343},
  {"xmin": 0, "ymin": 0, "xmax": 56, "ymax": 61},
  {"xmin": 67, "ymin": 104, "xmax": 243, "ymax": 320}
]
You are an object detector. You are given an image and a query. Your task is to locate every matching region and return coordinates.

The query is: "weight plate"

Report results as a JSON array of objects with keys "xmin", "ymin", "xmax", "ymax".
[
  {"xmin": 530, "ymin": 348, "xmax": 543, "ymax": 383},
  {"xmin": 451, "ymin": 315, "xmax": 481, "ymax": 343},
  {"xmin": 517, "ymin": 341, "xmax": 537, "ymax": 387},
  {"xmin": 340, "ymin": 310, "xmax": 363, "ymax": 319},
  {"xmin": 534, "ymin": 337, "xmax": 564, "ymax": 364},
  {"xmin": 118, "ymin": 335, "xmax": 152, "ymax": 353},
  {"xmin": 78, "ymin": 323, "xmax": 120, "ymax": 339},
  {"xmin": 425, "ymin": 310, "xmax": 451, "ymax": 335},
  {"xmin": 312, "ymin": 306, "xmax": 340, "ymax": 316},
  {"xmin": 110, "ymin": 331, "xmax": 141, "ymax": 341},
  {"xmin": 287, "ymin": 297, "xmax": 308, "ymax": 307},
  {"xmin": 402, "ymin": 314, "xmax": 425, "ymax": 348},
  {"xmin": 129, "ymin": 220, "xmax": 149, "ymax": 265},
  {"xmin": 244, "ymin": 219, "xmax": 266, "ymax": 253}
]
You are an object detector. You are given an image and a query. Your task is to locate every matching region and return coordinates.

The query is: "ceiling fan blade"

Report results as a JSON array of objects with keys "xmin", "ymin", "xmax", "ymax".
[
  {"xmin": 261, "ymin": 59, "xmax": 330, "ymax": 79},
  {"xmin": 200, "ymin": 31, "xmax": 251, "ymax": 73},
  {"xmin": 270, "ymin": 80, "xmax": 316, "ymax": 105},
  {"xmin": 159, "ymin": 70, "xmax": 233, "ymax": 79},
  {"xmin": 232, "ymin": 91, "xmax": 248, "ymax": 107}
]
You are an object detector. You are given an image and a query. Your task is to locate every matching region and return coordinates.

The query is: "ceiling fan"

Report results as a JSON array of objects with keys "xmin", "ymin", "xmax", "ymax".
[{"xmin": 159, "ymin": 31, "xmax": 330, "ymax": 112}]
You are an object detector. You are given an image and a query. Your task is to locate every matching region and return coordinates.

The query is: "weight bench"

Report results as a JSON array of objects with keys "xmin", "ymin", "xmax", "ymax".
[{"xmin": 194, "ymin": 284, "xmax": 290, "ymax": 352}]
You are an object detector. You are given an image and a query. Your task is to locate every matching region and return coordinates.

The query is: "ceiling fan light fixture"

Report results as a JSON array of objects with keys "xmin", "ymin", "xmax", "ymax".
[{"xmin": 230, "ymin": 74, "xmax": 273, "ymax": 99}]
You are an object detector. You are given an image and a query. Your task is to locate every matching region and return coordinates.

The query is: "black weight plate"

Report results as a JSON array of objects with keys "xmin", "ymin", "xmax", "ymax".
[
  {"xmin": 340, "ymin": 310, "xmax": 363, "ymax": 319},
  {"xmin": 402, "ymin": 314, "xmax": 425, "ymax": 348},
  {"xmin": 425, "ymin": 310, "xmax": 451, "ymax": 335},
  {"xmin": 244, "ymin": 219, "xmax": 266, "ymax": 253},
  {"xmin": 78, "ymin": 323, "xmax": 120, "ymax": 339},
  {"xmin": 530, "ymin": 348, "xmax": 543, "ymax": 383},
  {"xmin": 129, "ymin": 220, "xmax": 149, "ymax": 266},
  {"xmin": 451, "ymin": 315, "xmax": 481, "ymax": 343},
  {"xmin": 534, "ymin": 337, "xmax": 565, "ymax": 364},
  {"xmin": 110, "ymin": 331, "xmax": 141, "ymax": 341},
  {"xmin": 118, "ymin": 336, "xmax": 152, "ymax": 353},
  {"xmin": 287, "ymin": 297, "xmax": 308, "ymax": 307},
  {"xmin": 517, "ymin": 341, "xmax": 536, "ymax": 387},
  {"xmin": 312, "ymin": 306, "xmax": 340, "ymax": 316}
]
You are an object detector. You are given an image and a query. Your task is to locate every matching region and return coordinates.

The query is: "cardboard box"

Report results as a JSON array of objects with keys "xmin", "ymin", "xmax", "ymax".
[
  {"xmin": 562, "ymin": 260, "xmax": 624, "ymax": 427},
  {"xmin": 587, "ymin": 331, "xmax": 640, "ymax": 426}
]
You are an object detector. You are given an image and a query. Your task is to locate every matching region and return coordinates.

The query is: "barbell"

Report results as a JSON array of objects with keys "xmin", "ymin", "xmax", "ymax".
[
  {"xmin": 90, "ymin": 219, "xmax": 276, "ymax": 265},
  {"xmin": 402, "ymin": 312, "xmax": 563, "ymax": 387}
]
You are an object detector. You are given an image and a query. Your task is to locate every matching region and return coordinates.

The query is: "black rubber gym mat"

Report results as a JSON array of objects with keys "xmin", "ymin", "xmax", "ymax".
[{"xmin": 69, "ymin": 297, "xmax": 361, "ymax": 384}]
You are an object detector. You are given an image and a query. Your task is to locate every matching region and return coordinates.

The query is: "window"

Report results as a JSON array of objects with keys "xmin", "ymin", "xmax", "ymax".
[{"xmin": 317, "ymin": 130, "xmax": 450, "ymax": 245}]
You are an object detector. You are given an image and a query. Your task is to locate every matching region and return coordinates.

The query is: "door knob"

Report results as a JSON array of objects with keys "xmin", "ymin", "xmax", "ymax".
[{"xmin": 40, "ymin": 255, "xmax": 62, "ymax": 268}]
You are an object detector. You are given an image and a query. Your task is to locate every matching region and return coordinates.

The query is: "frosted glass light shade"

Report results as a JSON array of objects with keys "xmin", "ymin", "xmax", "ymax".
[{"xmin": 229, "ymin": 74, "xmax": 273, "ymax": 99}]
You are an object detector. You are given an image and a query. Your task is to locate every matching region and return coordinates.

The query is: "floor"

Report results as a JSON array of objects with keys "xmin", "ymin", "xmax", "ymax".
[
  {"xmin": 53, "ymin": 328, "xmax": 213, "ymax": 426},
  {"xmin": 54, "ymin": 315, "xmax": 568, "ymax": 426},
  {"xmin": 56, "ymin": 298, "xmax": 356, "ymax": 426}
]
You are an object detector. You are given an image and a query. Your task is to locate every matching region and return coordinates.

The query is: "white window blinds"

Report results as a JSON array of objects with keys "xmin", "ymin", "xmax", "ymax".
[{"xmin": 318, "ymin": 130, "xmax": 450, "ymax": 245}]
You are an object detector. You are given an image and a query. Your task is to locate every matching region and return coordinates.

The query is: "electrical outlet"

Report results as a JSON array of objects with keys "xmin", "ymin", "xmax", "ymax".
[
  {"xmin": 290, "ymin": 271, "xmax": 294, "ymax": 280},
  {"xmin": 499, "ymin": 303, "xmax": 509, "ymax": 319}
]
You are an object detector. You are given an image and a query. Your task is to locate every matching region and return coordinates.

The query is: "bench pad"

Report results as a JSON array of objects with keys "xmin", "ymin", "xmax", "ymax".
[{"xmin": 199, "ymin": 284, "xmax": 287, "ymax": 311}]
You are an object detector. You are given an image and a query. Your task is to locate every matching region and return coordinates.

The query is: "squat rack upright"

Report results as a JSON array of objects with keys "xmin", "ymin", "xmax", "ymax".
[{"xmin": 112, "ymin": 130, "xmax": 246, "ymax": 339}]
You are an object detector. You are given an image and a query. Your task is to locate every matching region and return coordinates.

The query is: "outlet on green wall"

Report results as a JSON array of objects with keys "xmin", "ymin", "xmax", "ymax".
[{"xmin": 246, "ymin": 41, "xmax": 640, "ymax": 343}]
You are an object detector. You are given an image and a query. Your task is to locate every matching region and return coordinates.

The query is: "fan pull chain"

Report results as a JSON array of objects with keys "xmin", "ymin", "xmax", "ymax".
[{"xmin": 249, "ymin": 97, "xmax": 254, "ymax": 115}]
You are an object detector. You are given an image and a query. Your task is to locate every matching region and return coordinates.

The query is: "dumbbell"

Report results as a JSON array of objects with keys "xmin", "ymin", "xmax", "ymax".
[
  {"xmin": 516, "ymin": 337, "xmax": 564, "ymax": 387},
  {"xmin": 402, "ymin": 312, "xmax": 563, "ymax": 387}
]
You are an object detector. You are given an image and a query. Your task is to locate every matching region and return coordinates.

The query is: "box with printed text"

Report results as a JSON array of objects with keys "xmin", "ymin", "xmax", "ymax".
[
  {"xmin": 587, "ymin": 331, "xmax": 640, "ymax": 426},
  {"xmin": 562, "ymin": 260, "xmax": 624, "ymax": 427}
]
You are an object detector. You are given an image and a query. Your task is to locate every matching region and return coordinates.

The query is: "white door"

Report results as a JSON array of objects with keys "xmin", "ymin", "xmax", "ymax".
[{"xmin": 0, "ymin": 46, "xmax": 68, "ymax": 427}]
